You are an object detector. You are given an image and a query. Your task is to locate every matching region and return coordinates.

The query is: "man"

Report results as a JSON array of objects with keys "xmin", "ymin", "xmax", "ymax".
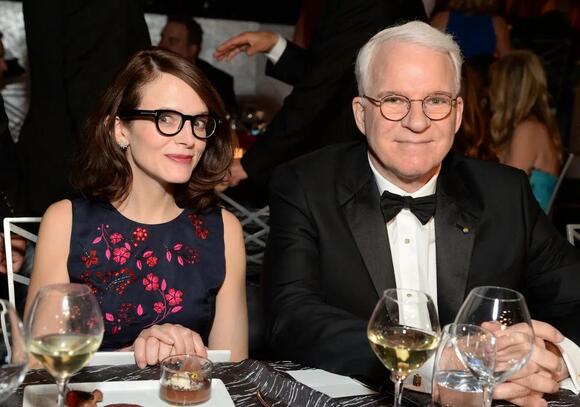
[
  {"xmin": 263, "ymin": 21, "xmax": 580, "ymax": 407},
  {"xmin": 214, "ymin": 0, "xmax": 428, "ymax": 190},
  {"xmin": 159, "ymin": 16, "xmax": 237, "ymax": 114}
]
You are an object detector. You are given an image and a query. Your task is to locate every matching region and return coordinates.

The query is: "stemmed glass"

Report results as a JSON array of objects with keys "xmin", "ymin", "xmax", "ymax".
[
  {"xmin": 432, "ymin": 323, "xmax": 497, "ymax": 407},
  {"xmin": 454, "ymin": 286, "xmax": 534, "ymax": 402},
  {"xmin": 367, "ymin": 288, "xmax": 440, "ymax": 407},
  {"xmin": 0, "ymin": 300, "xmax": 28, "ymax": 403},
  {"xmin": 26, "ymin": 283, "xmax": 104, "ymax": 407}
]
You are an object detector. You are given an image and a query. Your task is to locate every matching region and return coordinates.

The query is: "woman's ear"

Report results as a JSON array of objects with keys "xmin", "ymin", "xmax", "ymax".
[{"xmin": 112, "ymin": 116, "xmax": 129, "ymax": 150}]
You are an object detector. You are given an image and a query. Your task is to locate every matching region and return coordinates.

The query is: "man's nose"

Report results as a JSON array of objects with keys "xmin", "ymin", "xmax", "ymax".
[{"xmin": 402, "ymin": 100, "xmax": 430, "ymax": 132}]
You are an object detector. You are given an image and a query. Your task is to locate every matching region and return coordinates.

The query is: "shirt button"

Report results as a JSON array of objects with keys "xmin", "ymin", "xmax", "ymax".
[{"xmin": 404, "ymin": 238, "xmax": 410, "ymax": 244}]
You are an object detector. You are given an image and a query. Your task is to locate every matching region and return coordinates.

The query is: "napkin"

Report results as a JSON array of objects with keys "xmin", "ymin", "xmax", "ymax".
[
  {"xmin": 286, "ymin": 369, "xmax": 377, "ymax": 398},
  {"xmin": 557, "ymin": 337, "xmax": 580, "ymax": 394}
]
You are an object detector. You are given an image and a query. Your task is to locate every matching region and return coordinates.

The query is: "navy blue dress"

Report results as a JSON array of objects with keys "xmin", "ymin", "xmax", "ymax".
[{"xmin": 67, "ymin": 198, "xmax": 225, "ymax": 350}]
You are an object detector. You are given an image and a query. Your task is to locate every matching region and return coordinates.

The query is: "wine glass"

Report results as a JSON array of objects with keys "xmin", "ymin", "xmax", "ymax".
[
  {"xmin": 26, "ymin": 283, "xmax": 104, "ymax": 407},
  {"xmin": 454, "ymin": 286, "xmax": 534, "ymax": 396},
  {"xmin": 432, "ymin": 323, "xmax": 496, "ymax": 407},
  {"xmin": 0, "ymin": 300, "xmax": 28, "ymax": 403},
  {"xmin": 367, "ymin": 288, "xmax": 440, "ymax": 407}
]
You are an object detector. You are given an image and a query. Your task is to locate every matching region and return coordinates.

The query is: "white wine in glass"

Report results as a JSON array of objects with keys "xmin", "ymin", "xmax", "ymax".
[
  {"xmin": 367, "ymin": 288, "xmax": 440, "ymax": 407},
  {"xmin": 26, "ymin": 283, "xmax": 104, "ymax": 407}
]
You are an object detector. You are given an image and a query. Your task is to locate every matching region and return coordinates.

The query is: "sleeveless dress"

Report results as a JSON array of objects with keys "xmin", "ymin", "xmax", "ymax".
[
  {"xmin": 446, "ymin": 11, "xmax": 496, "ymax": 59},
  {"xmin": 529, "ymin": 169, "xmax": 558, "ymax": 213},
  {"xmin": 67, "ymin": 198, "xmax": 225, "ymax": 350}
]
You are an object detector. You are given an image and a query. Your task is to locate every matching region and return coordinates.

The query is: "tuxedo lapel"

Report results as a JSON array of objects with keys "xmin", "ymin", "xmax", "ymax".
[
  {"xmin": 435, "ymin": 155, "xmax": 482, "ymax": 324},
  {"xmin": 338, "ymin": 143, "xmax": 396, "ymax": 297}
]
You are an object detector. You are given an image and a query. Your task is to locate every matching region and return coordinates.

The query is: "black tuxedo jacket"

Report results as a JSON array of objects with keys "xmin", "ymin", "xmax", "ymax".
[
  {"xmin": 196, "ymin": 59, "xmax": 237, "ymax": 114},
  {"xmin": 241, "ymin": 0, "xmax": 427, "ymax": 189},
  {"xmin": 263, "ymin": 141, "xmax": 580, "ymax": 384}
]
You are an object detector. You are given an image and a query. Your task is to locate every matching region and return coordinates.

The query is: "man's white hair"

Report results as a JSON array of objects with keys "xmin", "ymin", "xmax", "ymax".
[{"xmin": 355, "ymin": 21, "xmax": 463, "ymax": 96}]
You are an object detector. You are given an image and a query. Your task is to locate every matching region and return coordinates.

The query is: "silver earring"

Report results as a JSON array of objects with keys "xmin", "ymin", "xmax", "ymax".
[{"xmin": 118, "ymin": 142, "xmax": 129, "ymax": 150}]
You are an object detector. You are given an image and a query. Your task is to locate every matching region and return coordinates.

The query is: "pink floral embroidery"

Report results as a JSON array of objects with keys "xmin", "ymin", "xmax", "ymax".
[
  {"xmin": 146, "ymin": 256, "xmax": 159, "ymax": 267},
  {"xmin": 113, "ymin": 245, "xmax": 131, "ymax": 265},
  {"xmin": 164, "ymin": 243, "xmax": 199, "ymax": 266},
  {"xmin": 188, "ymin": 214, "xmax": 209, "ymax": 240},
  {"xmin": 142, "ymin": 273, "xmax": 160, "ymax": 291},
  {"xmin": 153, "ymin": 302, "xmax": 165, "ymax": 314},
  {"xmin": 109, "ymin": 232, "xmax": 123, "ymax": 244},
  {"xmin": 132, "ymin": 227, "xmax": 149, "ymax": 245},
  {"xmin": 165, "ymin": 288, "xmax": 183, "ymax": 306},
  {"xmin": 81, "ymin": 250, "xmax": 99, "ymax": 268},
  {"xmin": 104, "ymin": 302, "xmax": 137, "ymax": 335}
]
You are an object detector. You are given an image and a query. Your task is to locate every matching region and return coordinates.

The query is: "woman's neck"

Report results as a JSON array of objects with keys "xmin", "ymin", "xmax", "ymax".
[{"xmin": 113, "ymin": 177, "xmax": 182, "ymax": 225}]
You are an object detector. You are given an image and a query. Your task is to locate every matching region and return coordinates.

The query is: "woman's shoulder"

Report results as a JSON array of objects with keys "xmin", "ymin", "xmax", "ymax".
[
  {"xmin": 43, "ymin": 199, "xmax": 72, "ymax": 222},
  {"xmin": 513, "ymin": 119, "xmax": 552, "ymax": 144}
]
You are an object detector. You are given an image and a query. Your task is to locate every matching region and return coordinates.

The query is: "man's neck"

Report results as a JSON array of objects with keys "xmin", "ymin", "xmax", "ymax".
[{"xmin": 368, "ymin": 154, "xmax": 440, "ymax": 196}]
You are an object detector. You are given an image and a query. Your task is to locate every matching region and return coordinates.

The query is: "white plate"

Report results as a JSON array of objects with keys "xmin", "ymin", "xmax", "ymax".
[
  {"xmin": 23, "ymin": 379, "xmax": 234, "ymax": 407},
  {"xmin": 88, "ymin": 350, "xmax": 231, "ymax": 366}
]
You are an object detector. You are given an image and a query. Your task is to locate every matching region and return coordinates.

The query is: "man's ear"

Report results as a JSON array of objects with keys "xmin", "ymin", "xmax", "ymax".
[
  {"xmin": 454, "ymin": 96, "xmax": 464, "ymax": 134},
  {"xmin": 352, "ymin": 96, "xmax": 367, "ymax": 135}
]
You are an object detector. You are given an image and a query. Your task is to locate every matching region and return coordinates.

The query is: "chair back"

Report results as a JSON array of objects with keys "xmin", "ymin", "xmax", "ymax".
[
  {"xmin": 2, "ymin": 217, "xmax": 41, "ymax": 307},
  {"xmin": 547, "ymin": 153, "xmax": 575, "ymax": 216},
  {"xmin": 567, "ymin": 224, "xmax": 580, "ymax": 246}
]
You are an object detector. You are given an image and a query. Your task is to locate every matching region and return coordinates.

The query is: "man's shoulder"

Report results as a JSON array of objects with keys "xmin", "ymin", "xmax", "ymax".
[
  {"xmin": 276, "ymin": 141, "xmax": 364, "ymax": 176},
  {"xmin": 446, "ymin": 153, "xmax": 529, "ymax": 198}
]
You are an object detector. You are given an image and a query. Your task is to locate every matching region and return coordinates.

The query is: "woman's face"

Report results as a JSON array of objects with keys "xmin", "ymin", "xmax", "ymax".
[{"xmin": 115, "ymin": 72, "xmax": 209, "ymax": 188}]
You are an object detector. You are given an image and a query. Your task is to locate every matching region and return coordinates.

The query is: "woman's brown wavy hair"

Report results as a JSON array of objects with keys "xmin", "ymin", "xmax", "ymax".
[
  {"xmin": 489, "ymin": 50, "xmax": 561, "ymax": 161},
  {"xmin": 71, "ymin": 48, "xmax": 233, "ymax": 211}
]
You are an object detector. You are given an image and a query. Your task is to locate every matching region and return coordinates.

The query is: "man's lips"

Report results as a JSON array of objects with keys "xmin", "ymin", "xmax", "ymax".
[{"xmin": 166, "ymin": 154, "xmax": 194, "ymax": 163}]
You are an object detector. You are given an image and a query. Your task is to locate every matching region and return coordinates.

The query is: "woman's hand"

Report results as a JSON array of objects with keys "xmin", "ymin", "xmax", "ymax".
[{"xmin": 133, "ymin": 324, "xmax": 207, "ymax": 368}]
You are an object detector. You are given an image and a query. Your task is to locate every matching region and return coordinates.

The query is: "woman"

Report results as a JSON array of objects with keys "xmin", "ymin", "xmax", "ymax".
[
  {"xmin": 490, "ymin": 50, "xmax": 562, "ymax": 212},
  {"xmin": 431, "ymin": 0, "xmax": 511, "ymax": 61},
  {"xmin": 25, "ymin": 49, "xmax": 248, "ymax": 367}
]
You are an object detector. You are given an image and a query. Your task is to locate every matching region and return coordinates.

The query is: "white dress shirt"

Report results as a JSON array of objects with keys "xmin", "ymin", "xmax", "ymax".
[
  {"xmin": 368, "ymin": 155, "xmax": 580, "ymax": 394},
  {"xmin": 266, "ymin": 35, "xmax": 287, "ymax": 64}
]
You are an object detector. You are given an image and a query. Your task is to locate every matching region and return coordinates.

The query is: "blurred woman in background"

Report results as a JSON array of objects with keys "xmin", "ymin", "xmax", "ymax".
[{"xmin": 490, "ymin": 50, "xmax": 562, "ymax": 212}]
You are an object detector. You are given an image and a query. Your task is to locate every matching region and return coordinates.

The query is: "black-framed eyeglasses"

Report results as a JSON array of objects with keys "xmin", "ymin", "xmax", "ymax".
[
  {"xmin": 118, "ymin": 109, "xmax": 221, "ymax": 139},
  {"xmin": 363, "ymin": 93, "xmax": 458, "ymax": 121}
]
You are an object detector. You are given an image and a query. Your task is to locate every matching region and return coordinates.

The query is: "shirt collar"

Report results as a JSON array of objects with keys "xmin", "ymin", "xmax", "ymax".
[{"xmin": 368, "ymin": 153, "xmax": 439, "ymax": 198}]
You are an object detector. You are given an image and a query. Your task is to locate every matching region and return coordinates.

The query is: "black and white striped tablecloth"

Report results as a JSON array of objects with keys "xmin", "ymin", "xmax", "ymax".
[{"xmin": 6, "ymin": 359, "xmax": 580, "ymax": 406}]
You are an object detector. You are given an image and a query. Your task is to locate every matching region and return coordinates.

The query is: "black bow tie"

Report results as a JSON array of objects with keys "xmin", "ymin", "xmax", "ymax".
[{"xmin": 380, "ymin": 190, "xmax": 436, "ymax": 225}]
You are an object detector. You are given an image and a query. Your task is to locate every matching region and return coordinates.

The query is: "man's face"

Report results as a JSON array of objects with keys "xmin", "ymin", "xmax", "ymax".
[
  {"xmin": 159, "ymin": 22, "xmax": 197, "ymax": 60},
  {"xmin": 352, "ymin": 42, "xmax": 463, "ymax": 192}
]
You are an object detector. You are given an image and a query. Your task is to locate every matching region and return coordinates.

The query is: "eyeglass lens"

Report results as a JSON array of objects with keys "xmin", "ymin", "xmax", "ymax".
[
  {"xmin": 157, "ymin": 111, "xmax": 216, "ymax": 138},
  {"xmin": 380, "ymin": 95, "xmax": 453, "ymax": 120}
]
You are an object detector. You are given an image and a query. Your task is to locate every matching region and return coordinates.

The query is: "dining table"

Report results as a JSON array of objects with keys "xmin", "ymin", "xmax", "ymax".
[{"xmin": 7, "ymin": 359, "xmax": 580, "ymax": 406}]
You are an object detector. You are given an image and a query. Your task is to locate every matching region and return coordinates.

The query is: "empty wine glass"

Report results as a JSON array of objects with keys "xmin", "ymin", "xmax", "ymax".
[
  {"xmin": 0, "ymin": 300, "xmax": 27, "ymax": 403},
  {"xmin": 433, "ymin": 323, "xmax": 496, "ymax": 407},
  {"xmin": 26, "ymin": 283, "xmax": 104, "ymax": 407},
  {"xmin": 454, "ymin": 286, "xmax": 534, "ymax": 395},
  {"xmin": 368, "ymin": 288, "xmax": 440, "ymax": 407}
]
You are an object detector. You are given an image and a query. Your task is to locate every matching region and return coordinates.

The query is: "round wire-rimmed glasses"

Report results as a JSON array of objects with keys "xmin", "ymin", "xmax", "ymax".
[
  {"xmin": 363, "ymin": 93, "xmax": 458, "ymax": 121},
  {"xmin": 118, "ymin": 109, "xmax": 221, "ymax": 139}
]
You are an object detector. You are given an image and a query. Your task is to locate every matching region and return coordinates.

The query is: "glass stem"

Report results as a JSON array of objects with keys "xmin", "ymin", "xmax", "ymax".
[
  {"xmin": 482, "ymin": 383, "xmax": 493, "ymax": 407},
  {"xmin": 391, "ymin": 372, "xmax": 405, "ymax": 407},
  {"xmin": 56, "ymin": 377, "xmax": 69, "ymax": 407}
]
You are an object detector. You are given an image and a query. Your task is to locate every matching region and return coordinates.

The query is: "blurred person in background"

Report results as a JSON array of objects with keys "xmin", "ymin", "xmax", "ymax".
[
  {"xmin": 159, "ymin": 16, "xmax": 237, "ymax": 115},
  {"xmin": 431, "ymin": 0, "xmax": 511, "ymax": 64},
  {"xmin": 490, "ymin": 50, "xmax": 562, "ymax": 212},
  {"xmin": 17, "ymin": 0, "xmax": 151, "ymax": 217},
  {"xmin": 453, "ymin": 62, "xmax": 497, "ymax": 161}
]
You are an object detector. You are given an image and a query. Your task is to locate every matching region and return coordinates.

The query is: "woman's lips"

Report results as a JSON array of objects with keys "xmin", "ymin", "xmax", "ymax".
[{"xmin": 166, "ymin": 154, "xmax": 193, "ymax": 163}]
